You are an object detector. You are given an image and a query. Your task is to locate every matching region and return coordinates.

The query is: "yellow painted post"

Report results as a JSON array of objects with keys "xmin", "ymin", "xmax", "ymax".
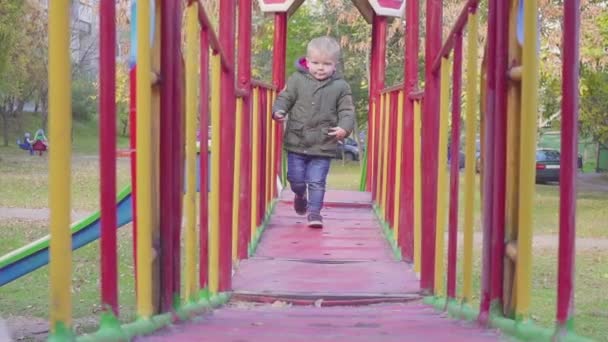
[
  {"xmin": 232, "ymin": 98, "xmax": 243, "ymax": 261},
  {"xmin": 413, "ymin": 100, "xmax": 422, "ymax": 275},
  {"xmin": 270, "ymin": 92, "xmax": 277, "ymax": 202},
  {"xmin": 250, "ymin": 88, "xmax": 260, "ymax": 239},
  {"xmin": 369, "ymin": 104, "xmax": 376, "ymax": 194},
  {"xmin": 515, "ymin": 0, "xmax": 539, "ymax": 320},
  {"xmin": 209, "ymin": 54, "xmax": 221, "ymax": 294},
  {"xmin": 48, "ymin": 0, "xmax": 73, "ymax": 333},
  {"xmin": 462, "ymin": 10, "xmax": 478, "ymax": 303},
  {"xmin": 135, "ymin": 0, "xmax": 153, "ymax": 317},
  {"xmin": 377, "ymin": 95, "xmax": 385, "ymax": 209},
  {"xmin": 184, "ymin": 3, "xmax": 199, "ymax": 301},
  {"xmin": 381, "ymin": 94, "xmax": 391, "ymax": 216},
  {"xmin": 434, "ymin": 57, "xmax": 451, "ymax": 297},
  {"xmin": 265, "ymin": 91, "xmax": 273, "ymax": 210},
  {"xmin": 393, "ymin": 91, "xmax": 405, "ymax": 240}
]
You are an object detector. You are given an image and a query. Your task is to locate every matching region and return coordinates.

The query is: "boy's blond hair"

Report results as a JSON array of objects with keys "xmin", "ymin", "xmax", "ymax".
[{"xmin": 307, "ymin": 36, "xmax": 341, "ymax": 62}]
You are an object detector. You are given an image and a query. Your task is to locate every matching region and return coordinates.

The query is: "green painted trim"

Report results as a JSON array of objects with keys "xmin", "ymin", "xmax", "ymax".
[
  {"xmin": 248, "ymin": 199, "xmax": 278, "ymax": 257},
  {"xmin": 86, "ymin": 312, "xmax": 128, "ymax": 342},
  {"xmin": 372, "ymin": 204, "xmax": 402, "ymax": 261},
  {"xmin": 359, "ymin": 150, "xmax": 368, "ymax": 191},
  {"xmin": 0, "ymin": 186, "xmax": 132, "ymax": 268},
  {"xmin": 76, "ymin": 292, "xmax": 231, "ymax": 342},
  {"xmin": 423, "ymin": 296, "xmax": 594, "ymax": 342},
  {"xmin": 48, "ymin": 322, "xmax": 76, "ymax": 342}
]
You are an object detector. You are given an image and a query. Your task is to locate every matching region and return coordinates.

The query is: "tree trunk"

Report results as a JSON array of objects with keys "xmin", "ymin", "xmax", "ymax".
[
  {"xmin": 1, "ymin": 112, "xmax": 9, "ymax": 147},
  {"xmin": 40, "ymin": 91, "xmax": 49, "ymax": 130}
]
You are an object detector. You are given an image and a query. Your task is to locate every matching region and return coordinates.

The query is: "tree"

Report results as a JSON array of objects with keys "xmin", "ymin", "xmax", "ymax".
[{"xmin": 580, "ymin": 66, "xmax": 608, "ymax": 146}]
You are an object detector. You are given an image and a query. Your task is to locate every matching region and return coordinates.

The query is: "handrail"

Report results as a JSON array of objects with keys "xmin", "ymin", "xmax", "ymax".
[
  {"xmin": 251, "ymin": 80, "xmax": 277, "ymax": 90},
  {"xmin": 408, "ymin": 90, "xmax": 424, "ymax": 100},
  {"xmin": 380, "ymin": 83, "xmax": 404, "ymax": 94},
  {"xmin": 431, "ymin": 0, "xmax": 478, "ymax": 73},
  {"xmin": 195, "ymin": 0, "xmax": 232, "ymax": 73}
]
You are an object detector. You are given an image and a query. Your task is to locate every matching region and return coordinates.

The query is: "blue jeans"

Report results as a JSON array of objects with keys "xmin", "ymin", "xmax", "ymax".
[{"xmin": 287, "ymin": 152, "xmax": 331, "ymax": 214}]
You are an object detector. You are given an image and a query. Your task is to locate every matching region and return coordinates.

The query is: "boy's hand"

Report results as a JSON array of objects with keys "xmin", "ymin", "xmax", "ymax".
[
  {"xmin": 272, "ymin": 111, "xmax": 287, "ymax": 122},
  {"xmin": 328, "ymin": 127, "xmax": 347, "ymax": 140}
]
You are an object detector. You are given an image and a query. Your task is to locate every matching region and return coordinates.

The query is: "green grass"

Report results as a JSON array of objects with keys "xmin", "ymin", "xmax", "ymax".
[
  {"xmin": 326, "ymin": 160, "xmax": 363, "ymax": 190},
  {"xmin": 454, "ymin": 173, "xmax": 608, "ymax": 238},
  {"xmin": 0, "ymin": 150, "xmax": 132, "ymax": 211},
  {"xmin": 454, "ymin": 247, "xmax": 608, "ymax": 341},
  {"xmin": 0, "ymin": 218, "xmax": 137, "ymax": 337}
]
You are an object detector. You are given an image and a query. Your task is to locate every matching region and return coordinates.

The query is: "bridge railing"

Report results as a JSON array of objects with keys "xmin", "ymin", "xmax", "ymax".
[
  {"xmin": 43, "ymin": 0, "xmax": 283, "ymax": 339},
  {"xmin": 372, "ymin": 0, "xmax": 585, "ymax": 339}
]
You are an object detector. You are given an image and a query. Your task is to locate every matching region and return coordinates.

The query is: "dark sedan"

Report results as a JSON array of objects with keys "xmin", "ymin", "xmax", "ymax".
[{"xmin": 536, "ymin": 149, "xmax": 560, "ymax": 183}]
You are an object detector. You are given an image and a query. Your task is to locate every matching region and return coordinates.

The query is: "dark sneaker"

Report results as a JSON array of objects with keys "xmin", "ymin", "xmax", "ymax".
[
  {"xmin": 294, "ymin": 195, "xmax": 307, "ymax": 216},
  {"xmin": 307, "ymin": 213, "xmax": 323, "ymax": 228}
]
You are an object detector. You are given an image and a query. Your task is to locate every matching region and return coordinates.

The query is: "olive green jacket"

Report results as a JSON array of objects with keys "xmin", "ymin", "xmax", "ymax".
[{"xmin": 272, "ymin": 63, "xmax": 356, "ymax": 158}]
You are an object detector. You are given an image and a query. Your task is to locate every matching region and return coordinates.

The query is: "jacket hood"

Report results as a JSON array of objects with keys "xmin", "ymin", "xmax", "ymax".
[
  {"xmin": 294, "ymin": 56, "xmax": 343, "ymax": 80},
  {"xmin": 295, "ymin": 56, "xmax": 309, "ymax": 73}
]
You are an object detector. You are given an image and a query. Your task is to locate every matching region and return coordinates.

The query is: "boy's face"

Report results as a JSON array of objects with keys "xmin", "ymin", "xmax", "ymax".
[{"xmin": 306, "ymin": 50, "xmax": 337, "ymax": 80}]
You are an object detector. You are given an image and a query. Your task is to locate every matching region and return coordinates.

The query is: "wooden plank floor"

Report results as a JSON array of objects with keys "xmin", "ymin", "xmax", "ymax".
[{"xmin": 139, "ymin": 190, "xmax": 503, "ymax": 341}]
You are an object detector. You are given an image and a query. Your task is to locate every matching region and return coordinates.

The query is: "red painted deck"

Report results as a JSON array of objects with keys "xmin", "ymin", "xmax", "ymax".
[{"xmin": 140, "ymin": 190, "xmax": 503, "ymax": 341}]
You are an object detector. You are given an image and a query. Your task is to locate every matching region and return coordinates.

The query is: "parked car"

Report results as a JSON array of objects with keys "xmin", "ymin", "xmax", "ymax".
[
  {"xmin": 447, "ymin": 149, "xmax": 465, "ymax": 169},
  {"xmin": 536, "ymin": 148, "xmax": 561, "ymax": 183},
  {"xmin": 335, "ymin": 138, "xmax": 359, "ymax": 161}
]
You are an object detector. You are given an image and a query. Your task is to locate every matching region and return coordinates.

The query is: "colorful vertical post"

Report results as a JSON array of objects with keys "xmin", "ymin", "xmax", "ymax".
[
  {"xmin": 421, "ymin": 0, "xmax": 442, "ymax": 293},
  {"xmin": 515, "ymin": 0, "xmax": 539, "ymax": 320},
  {"xmin": 399, "ymin": 0, "xmax": 419, "ymax": 261},
  {"xmin": 237, "ymin": 0, "xmax": 253, "ymax": 260},
  {"xmin": 447, "ymin": 32, "xmax": 463, "ymax": 301},
  {"xmin": 232, "ymin": 98, "xmax": 243, "ymax": 261},
  {"xmin": 218, "ymin": 0, "xmax": 236, "ymax": 292},
  {"xmin": 209, "ymin": 53, "xmax": 221, "ymax": 294},
  {"xmin": 250, "ymin": 87, "xmax": 260, "ymax": 243},
  {"xmin": 413, "ymin": 99, "xmax": 423, "ymax": 275},
  {"xmin": 135, "ymin": 0, "xmax": 153, "ymax": 317},
  {"xmin": 393, "ymin": 91, "xmax": 405, "ymax": 243},
  {"xmin": 557, "ymin": 0, "xmax": 580, "ymax": 330},
  {"xmin": 184, "ymin": 2, "xmax": 199, "ymax": 301},
  {"xmin": 99, "ymin": 0, "xmax": 118, "ymax": 316},
  {"xmin": 199, "ymin": 29, "xmax": 210, "ymax": 292},
  {"xmin": 462, "ymin": 8, "xmax": 478, "ymax": 303},
  {"xmin": 48, "ymin": 0, "xmax": 73, "ymax": 336},
  {"xmin": 434, "ymin": 56, "xmax": 450, "ymax": 298}
]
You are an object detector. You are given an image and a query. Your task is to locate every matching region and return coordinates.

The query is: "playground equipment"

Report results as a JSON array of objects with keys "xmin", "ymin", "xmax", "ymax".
[{"xmin": 0, "ymin": 0, "xmax": 587, "ymax": 341}]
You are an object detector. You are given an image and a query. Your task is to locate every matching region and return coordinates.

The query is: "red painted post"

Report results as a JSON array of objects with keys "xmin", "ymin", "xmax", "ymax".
[
  {"xmin": 557, "ymin": 0, "xmax": 580, "ymax": 329},
  {"xmin": 398, "ymin": 0, "xmax": 419, "ymax": 261},
  {"xmin": 172, "ymin": 2, "xmax": 185, "ymax": 300},
  {"xmin": 447, "ymin": 32, "xmax": 463, "ymax": 300},
  {"xmin": 199, "ymin": 29, "xmax": 210, "ymax": 290},
  {"xmin": 160, "ymin": 0, "xmax": 176, "ymax": 312},
  {"xmin": 370, "ymin": 15, "xmax": 387, "ymax": 200},
  {"xmin": 219, "ymin": 0, "xmax": 236, "ymax": 292},
  {"xmin": 99, "ymin": 0, "xmax": 118, "ymax": 315},
  {"xmin": 237, "ymin": 0, "xmax": 253, "ymax": 260},
  {"xmin": 367, "ymin": 22, "xmax": 378, "ymax": 194},
  {"xmin": 273, "ymin": 13, "xmax": 287, "ymax": 198},
  {"xmin": 420, "ymin": 0, "xmax": 442, "ymax": 293},
  {"xmin": 479, "ymin": 0, "xmax": 497, "ymax": 323},
  {"xmin": 490, "ymin": 0, "xmax": 509, "ymax": 308}
]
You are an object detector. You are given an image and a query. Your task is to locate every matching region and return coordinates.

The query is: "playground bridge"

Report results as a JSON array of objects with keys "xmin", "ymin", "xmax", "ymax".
[{"xmin": 0, "ymin": 0, "xmax": 588, "ymax": 341}]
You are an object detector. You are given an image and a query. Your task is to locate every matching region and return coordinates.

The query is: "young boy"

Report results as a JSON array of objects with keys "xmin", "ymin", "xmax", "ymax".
[{"xmin": 272, "ymin": 36, "xmax": 355, "ymax": 228}]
